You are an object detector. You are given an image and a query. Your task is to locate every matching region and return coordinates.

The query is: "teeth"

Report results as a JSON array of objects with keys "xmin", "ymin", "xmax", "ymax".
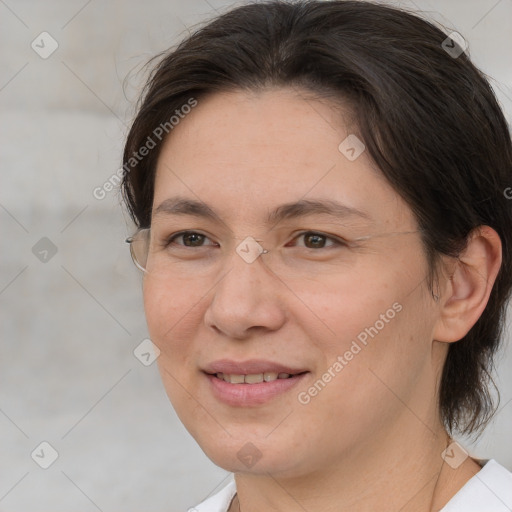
[
  {"xmin": 214, "ymin": 372, "xmax": 292, "ymax": 384},
  {"xmin": 245, "ymin": 373, "xmax": 264, "ymax": 384}
]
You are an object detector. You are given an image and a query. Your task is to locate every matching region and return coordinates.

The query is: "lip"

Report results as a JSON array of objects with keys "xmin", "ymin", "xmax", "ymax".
[
  {"xmin": 204, "ymin": 372, "xmax": 309, "ymax": 406},
  {"xmin": 202, "ymin": 359, "xmax": 310, "ymax": 406},
  {"xmin": 203, "ymin": 359, "xmax": 308, "ymax": 375}
]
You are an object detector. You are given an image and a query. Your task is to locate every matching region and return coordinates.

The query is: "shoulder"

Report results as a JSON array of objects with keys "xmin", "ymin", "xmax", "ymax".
[
  {"xmin": 188, "ymin": 475, "xmax": 237, "ymax": 512},
  {"xmin": 441, "ymin": 459, "xmax": 512, "ymax": 512}
]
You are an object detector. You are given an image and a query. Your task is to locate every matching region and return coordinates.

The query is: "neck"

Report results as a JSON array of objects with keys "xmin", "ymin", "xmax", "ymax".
[{"xmin": 231, "ymin": 421, "xmax": 479, "ymax": 512}]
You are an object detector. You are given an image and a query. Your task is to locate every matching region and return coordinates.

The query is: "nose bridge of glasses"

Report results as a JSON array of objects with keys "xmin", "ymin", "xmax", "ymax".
[
  {"xmin": 233, "ymin": 234, "xmax": 270, "ymax": 264},
  {"xmin": 223, "ymin": 236, "xmax": 284, "ymax": 286}
]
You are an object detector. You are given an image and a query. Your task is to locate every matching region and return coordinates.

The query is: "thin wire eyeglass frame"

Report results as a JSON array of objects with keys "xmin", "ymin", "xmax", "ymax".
[{"xmin": 125, "ymin": 228, "xmax": 422, "ymax": 274}]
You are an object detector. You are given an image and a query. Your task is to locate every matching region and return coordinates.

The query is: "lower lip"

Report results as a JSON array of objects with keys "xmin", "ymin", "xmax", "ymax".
[{"xmin": 204, "ymin": 372, "xmax": 309, "ymax": 406}]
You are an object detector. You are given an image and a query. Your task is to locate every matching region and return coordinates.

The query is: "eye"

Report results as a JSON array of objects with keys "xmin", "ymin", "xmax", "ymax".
[
  {"xmin": 165, "ymin": 231, "xmax": 218, "ymax": 248},
  {"xmin": 289, "ymin": 231, "xmax": 346, "ymax": 249},
  {"xmin": 162, "ymin": 230, "xmax": 346, "ymax": 250}
]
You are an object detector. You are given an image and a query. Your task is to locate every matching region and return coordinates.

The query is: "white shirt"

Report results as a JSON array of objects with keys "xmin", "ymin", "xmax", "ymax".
[{"xmin": 190, "ymin": 459, "xmax": 512, "ymax": 511}]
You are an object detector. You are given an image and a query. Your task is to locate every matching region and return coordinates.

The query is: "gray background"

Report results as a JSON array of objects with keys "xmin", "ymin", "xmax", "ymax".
[{"xmin": 1, "ymin": 0, "xmax": 511, "ymax": 510}]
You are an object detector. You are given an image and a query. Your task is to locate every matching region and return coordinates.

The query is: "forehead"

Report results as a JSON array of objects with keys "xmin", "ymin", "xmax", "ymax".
[{"xmin": 153, "ymin": 88, "xmax": 415, "ymax": 231}]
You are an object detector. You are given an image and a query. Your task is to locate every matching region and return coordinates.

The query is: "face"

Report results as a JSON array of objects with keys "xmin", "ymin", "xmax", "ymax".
[{"xmin": 144, "ymin": 87, "xmax": 443, "ymax": 478}]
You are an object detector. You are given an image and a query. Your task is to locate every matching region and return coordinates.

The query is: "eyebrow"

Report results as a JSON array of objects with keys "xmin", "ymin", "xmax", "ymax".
[{"xmin": 153, "ymin": 196, "xmax": 371, "ymax": 226}]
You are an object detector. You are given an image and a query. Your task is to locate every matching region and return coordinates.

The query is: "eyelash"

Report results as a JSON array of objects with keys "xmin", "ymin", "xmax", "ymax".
[{"xmin": 163, "ymin": 230, "xmax": 347, "ymax": 249}]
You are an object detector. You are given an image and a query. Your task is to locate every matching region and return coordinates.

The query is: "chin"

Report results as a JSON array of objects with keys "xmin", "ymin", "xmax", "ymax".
[
  {"xmin": 190, "ymin": 429, "xmax": 308, "ymax": 476},
  {"xmin": 205, "ymin": 447, "xmax": 291, "ymax": 475}
]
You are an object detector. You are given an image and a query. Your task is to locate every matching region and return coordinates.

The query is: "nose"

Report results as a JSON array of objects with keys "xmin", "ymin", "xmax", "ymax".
[{"xmin": 203, "ymin": 248, "xmax": 287, "ymax": 340}]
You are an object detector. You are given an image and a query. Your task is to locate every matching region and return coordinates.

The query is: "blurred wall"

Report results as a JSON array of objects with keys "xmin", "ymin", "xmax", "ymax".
[{"xmin": 1, "ymin": 0, "xmax": 511, "ymax": 510}]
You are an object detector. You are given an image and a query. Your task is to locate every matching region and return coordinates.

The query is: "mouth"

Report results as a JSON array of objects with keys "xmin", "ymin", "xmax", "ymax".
[
  {"xmin": 202, "ymin": 360, "xmax": 310, "ymax": 406},
  {"xmin": 206, "ymin": 371, "xmax": 308, "ymax": 384},
  {"xmin": 202, "ymin": 358, "xmax": 308, "ymax": 377}
]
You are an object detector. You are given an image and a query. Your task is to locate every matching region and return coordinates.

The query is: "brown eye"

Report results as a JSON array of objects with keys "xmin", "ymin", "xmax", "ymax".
[
  {"xmin": 182, "ymin": 232, "xmax": 206, "ymax": 247},
  {"xmin": 291, "ymin": 231, "xmax": 343, "ymax": 249},
  {"xmin": 304, "ymin": 233, "xmax": 327, "ymax": 248},
  {"xmin": 166, "ymin": 231, "xmax": 216, "ymax": 248}
]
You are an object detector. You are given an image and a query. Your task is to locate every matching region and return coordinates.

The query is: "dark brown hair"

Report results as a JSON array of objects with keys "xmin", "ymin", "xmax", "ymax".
[{"xmin": 121, "ymin": 0, "xmax": 512, "ymax": 436}]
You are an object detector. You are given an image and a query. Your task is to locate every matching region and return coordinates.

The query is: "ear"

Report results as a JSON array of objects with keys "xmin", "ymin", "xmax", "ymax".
[{"xmin": 433, "ymin": 226, "xmax": 502, "ymax": 343}]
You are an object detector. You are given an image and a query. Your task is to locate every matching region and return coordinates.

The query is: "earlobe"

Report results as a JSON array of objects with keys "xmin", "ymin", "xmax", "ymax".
[{"xmin": 433, "ymin": 226, "xmax": 502, "ymax": 343}]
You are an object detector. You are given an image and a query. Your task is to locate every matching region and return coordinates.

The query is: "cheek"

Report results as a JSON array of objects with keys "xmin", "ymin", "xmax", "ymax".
[
  {"xmin": 325, "ymin": 288, "xmax": 433, "ymax": 403},
  {"xmin": 300, "ymin": 258, "xmax": 416, "ymax": 355},
  {"xmin": 143, "ymin": 274, "xmax": 200, "ymax": 343},
  {"xmin": 293, "ymin": 301, "xmax": 433, "ymax": 463},
  {"xmin": 143, "ymin": 277, "xmax": 205, "ymax": 426},
  {"xmin": 142, "ymin": 276, "xmax": 202, "ymax": 382},
  {"xmin": 302, "ymin": 253, "xmax": 434, "ymax": 402}
]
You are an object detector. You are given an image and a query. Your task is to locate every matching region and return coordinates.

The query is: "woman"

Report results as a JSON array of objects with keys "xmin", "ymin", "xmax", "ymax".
[{"xmin": 122, "ymin": 1, "xmax": 512, "ymax": 510}]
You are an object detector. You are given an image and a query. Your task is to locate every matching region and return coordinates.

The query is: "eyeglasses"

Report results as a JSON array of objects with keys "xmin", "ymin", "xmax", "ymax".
[
  {"xmin": 126, "ymin": 227, "xmax": 420, "ymax": 279},
  {"xmin": 126, "ymin": 229, "xmax": 151, "ymax": 273}
]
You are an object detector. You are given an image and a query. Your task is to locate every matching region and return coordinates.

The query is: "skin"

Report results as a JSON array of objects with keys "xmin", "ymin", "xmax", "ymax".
[{"xmin": 142, "ymin": 87, "xmax": 502, "ymax": 511}]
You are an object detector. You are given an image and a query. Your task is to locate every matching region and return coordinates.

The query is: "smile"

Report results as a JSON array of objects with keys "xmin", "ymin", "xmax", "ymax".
[
  {"xmin": 213, "ymin": 372, "xmax": 297, "ymax": 384},
  {"xmin": 204, "ymin": 370, "xmax": 309, "ymax": 406}
]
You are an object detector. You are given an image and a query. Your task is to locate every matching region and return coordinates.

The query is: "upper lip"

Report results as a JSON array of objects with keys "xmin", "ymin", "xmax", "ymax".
[{"xmin": 203, "ymin": 359, "xmax": 308, "ymax": 375}]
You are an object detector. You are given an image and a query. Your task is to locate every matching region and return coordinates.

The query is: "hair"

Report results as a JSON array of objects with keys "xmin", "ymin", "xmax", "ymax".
[{"xmin": 121, "ymin": 0, "xmax": 512, "ymax": 436}]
